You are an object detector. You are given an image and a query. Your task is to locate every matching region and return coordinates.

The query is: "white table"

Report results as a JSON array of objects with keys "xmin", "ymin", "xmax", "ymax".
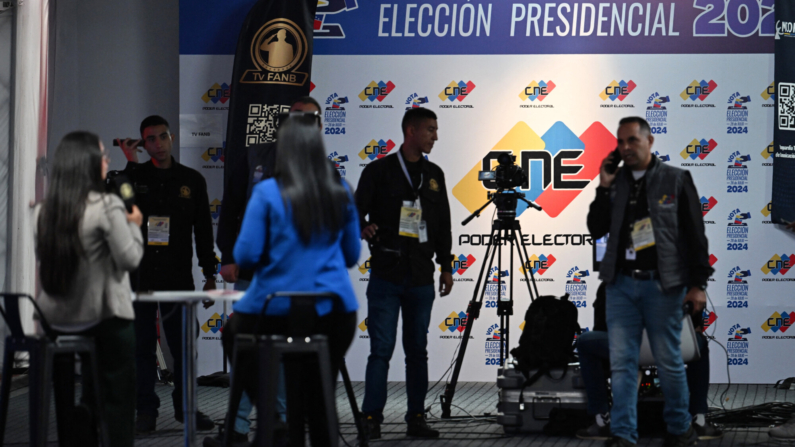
[{"xmin": 133, "ymin": 290, "xmax": 245, "ymax": 447}]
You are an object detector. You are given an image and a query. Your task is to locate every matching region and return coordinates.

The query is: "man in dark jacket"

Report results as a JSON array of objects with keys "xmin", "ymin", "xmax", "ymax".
[
  {"xmin": 586, "ymin": 117, "xmax": 713, "ymax": 447},
  {"xmin": 356, "ymin": 107, "xmax": 454, "ymax": 438}
]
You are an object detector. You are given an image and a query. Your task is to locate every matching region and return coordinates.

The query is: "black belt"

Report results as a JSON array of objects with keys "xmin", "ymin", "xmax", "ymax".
[{"xmin": 621, "ymin": 268, "xmax": 660, "ymax": 280}]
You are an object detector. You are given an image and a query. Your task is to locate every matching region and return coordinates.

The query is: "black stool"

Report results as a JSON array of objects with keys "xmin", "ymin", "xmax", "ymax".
[
  {"xmin": 223, "ymin": 292, "xmax": 341, "ymax": 447},
  {"xmin": 0, "ymin": 293, "xmax": 110, "ymax": 447}
]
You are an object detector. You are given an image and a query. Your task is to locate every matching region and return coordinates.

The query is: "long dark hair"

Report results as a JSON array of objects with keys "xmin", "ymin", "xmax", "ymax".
[
  {"xmin": 37, "ymin": 131, "xmax": 105, "ymax": 296},
  {"xmin": 274, "ymin": 119, "xmax": 349, "ymax": 244}
]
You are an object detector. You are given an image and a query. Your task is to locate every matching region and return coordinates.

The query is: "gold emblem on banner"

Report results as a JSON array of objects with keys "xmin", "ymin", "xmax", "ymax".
[
  {"xmin": 429, "ymin": 178, "xmax": 440, "ymax": 192},
  {"xmin": 241, "ymin": 18, "xmax": 309, "ymax": 86},
  {"xmin": 180, "ymin": 186, "xmax": 191, "ymax": 198}
]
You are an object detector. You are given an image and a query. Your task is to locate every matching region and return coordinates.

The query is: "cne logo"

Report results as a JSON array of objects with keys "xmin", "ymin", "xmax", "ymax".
[
  {"xmin": 439, "ymin": 311, "xmax": 468, "ymax": 333},
  {"xmin": 451, "ymin": 254, "xmax": 476, "ymax": 275},
  {"xmin": 358, "ymin": 139, "xmax": 396, "ymax": 161},
  {"xmin": 762, "ymin": 312, "xmax": 793, "ymax": 333},
  {"xmin": 359, "ymin": 80, "xmax": 395, "ymax": 102},
  {"xmin": 762, "ymin": 254, "xmax": 793, "ymax": 275},
  {"xmin": 405, "ymin": 93, "xmax": 429, "ymax": 110},
  {"xmin": 680, "ymin": 80, "xmax": 718, "ymax": 101},
  {"xmin": 700, "ymin": 196, "xmax": 718, "ymax": 217},
  {"xmin": 761, "ymin": 141, "xmax": 775, "ymax": 160},
  {"xmin": 314, "ymin": 0, "xmax": 358, "ymax": 38},
  {"xmin": 201, "ymin": 83, "xmax": 231, "ymax": 104},
  {"xmin": 761, "ymin": 201, "xmax": 772, "ymax": 218},
  {"xmin": 519, "ymin": 80, "xmax": 555, "ymax": 101},
  {"xmin": 201, "ymin": 147, "xmax": 224, "ymax": 163},
  {"xmin": 452, "ymin": 121, "xmax": 615, "ymax": 218},
  {"xmin": 439, "ymin": 80, "xmax": 476, "ymax": 102},
  {"xmin": 520, "ymin": 254, "xmax": 557, "ymax": 275},
  {"xmin": 703, "ymin": 310, "xmax": 717, "ymax": 332},
  {"xmin": 599, "ymin": 80, "xmax": 636, "ymax": 101},
  {"xmin": 357, "ymin": 257, "xmax": 372, "ymax": 275},
  {"xmin": 709, "ymin": 254, "xmax": 718, "ymax": 267},
  {"xmin": 209, "ymin": 199, "xmax": 222, "ymax": 221},
  {"xmin": 762, "ymin": 82, "xmax": 776, "ymax": 101},
  {"xmin": 241, "ymin": 18, "xmax": 309, "ymax": 86},
  {"xmin": 201, "ymin": 256, "xmax": 222, "ymax": 278},
  {"xmin": 681, "ymin": 138, "xmax": 718, "ymax": 160},
  {"xmin": 201, "ymin": 313, "xmax": 227, "ymax": 334}
]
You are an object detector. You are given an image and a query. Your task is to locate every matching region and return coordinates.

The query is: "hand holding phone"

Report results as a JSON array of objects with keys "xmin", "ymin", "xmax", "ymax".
[
  {"xmin": 599, "ymin": 149, "xmax": 621, "ymax": 187},
  {"xmin": 605, "ymin": 148, "xmax": 621, "ymax": 174}
]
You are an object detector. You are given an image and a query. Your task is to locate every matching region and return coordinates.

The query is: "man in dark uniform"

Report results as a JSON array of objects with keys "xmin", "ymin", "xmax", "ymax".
[
  {"xmin": 118, "ymin": 115, "xmax": 217, "ymax": 433},
  {"xmin": 356, "ymin": 107, "xmax": 454, "ymax": 439}
]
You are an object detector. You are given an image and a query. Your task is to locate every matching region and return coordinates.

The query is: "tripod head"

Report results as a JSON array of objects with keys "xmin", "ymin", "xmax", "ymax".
[{"xmin": 462, "ymin": 189, "xmax": 543, "ymax": 226}]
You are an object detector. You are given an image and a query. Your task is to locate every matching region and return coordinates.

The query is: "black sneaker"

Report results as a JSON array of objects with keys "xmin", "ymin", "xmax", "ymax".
[
  {"xmin": 135, "ymin": 413, "xmax": 157, "ymax": 434},
  {"xmin": 577, "ymin": 422, "xmax": 612, "ymax": 440},
  {"xmin": 406, "ymin": 414, "xmax": 439, "ymax": 438},
  {"xmin": 364, "ymin": 415, "xmax": 381, "ymax": 440},
  {"xmin": 605, "ymin": 436, "xmax": 636, "ymax": 447},
  {"xmin": 663, "ymin": 425, "xmax": 698, "ymax": 447},
  {"xmin": 175, "ymin": 410, "xmax": 216, "ymax": 431},
  {"xmin": 203, "ymin": 429, "xmax": 250, "ymax": 447},
  {"xmin": 694, "ymin": 421, "xmax": 723, "ymax": 440}
]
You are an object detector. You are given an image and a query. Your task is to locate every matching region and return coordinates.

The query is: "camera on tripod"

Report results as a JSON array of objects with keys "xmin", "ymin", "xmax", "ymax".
[{"xmin": 478, "ymin": 153, "xmax": 527, "ymax": 190}]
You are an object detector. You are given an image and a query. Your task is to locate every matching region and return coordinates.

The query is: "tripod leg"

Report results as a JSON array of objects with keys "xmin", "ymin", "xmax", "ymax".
[
  {"xmin": 440, "ymin": 226, "xmax": 499, "ymax": 418},
  {"xmin": 516, "ymin": 226, "xmax": 540, "ymax": 300},
  {"xmin": 338, "ymin": 359, "xmax": 367, "ymax": 447}
]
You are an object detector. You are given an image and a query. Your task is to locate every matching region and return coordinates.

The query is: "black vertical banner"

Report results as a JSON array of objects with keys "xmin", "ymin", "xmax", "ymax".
[
  {"xmin": 216, "ymin": 0, "xmax": 317, "ymax": 267},
  {"xmin": 774, "ymin": 0, "xmax": 795, "ymax": 224}
]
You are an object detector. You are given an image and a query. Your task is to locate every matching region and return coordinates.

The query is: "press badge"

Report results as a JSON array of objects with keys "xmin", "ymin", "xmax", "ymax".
[
  {"xmin": 148, "ymin": 216, "xmax": 170, "ymax": 246},
  {"xmin": 399, "ymin": 206, "xmax": 422, "ymax": 238},
  {"xmin": 631, "ymin": 217, "xmax": 656, "ymax": 251}
]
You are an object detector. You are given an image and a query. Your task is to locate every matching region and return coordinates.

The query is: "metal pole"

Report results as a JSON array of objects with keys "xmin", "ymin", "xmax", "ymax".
[{"xmin": 183, "ymin": 302, "xmax": 197, "ymax": 447}]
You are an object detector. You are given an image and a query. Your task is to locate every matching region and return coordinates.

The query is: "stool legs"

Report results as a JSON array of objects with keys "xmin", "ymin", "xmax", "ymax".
[
  {"xmin": 29, "ymin": 341, "xmax": 53, "ymax": 447},
  {"xmin": 223, "ymin": 336, "xmax": 254, "ymax": 447},
  {"xmin": 0, "ymin": 343, "xmax": 16, "ymax": 443}
]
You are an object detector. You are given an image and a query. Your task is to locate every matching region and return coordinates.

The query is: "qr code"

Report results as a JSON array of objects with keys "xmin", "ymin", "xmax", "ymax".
[
  {"xmin": 245, "ymin": 104, "xmax": 290, "ymax": 146},
  {"xmin": 779, "ymin": 83, "xmax": 795, "ymax": 130}
]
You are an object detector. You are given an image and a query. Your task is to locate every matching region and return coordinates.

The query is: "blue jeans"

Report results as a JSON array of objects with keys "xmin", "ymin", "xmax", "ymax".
[
  {"xmin": 577, "ymin": 330, "xmax": 710, "ymax": 418},
  {"xmin": 361, "ymin": 274, "xmax": 435, "ymax": 422},
  {"xmin": 577, "ymin": 330, "xmax": 610, "ymax": 416},
  {"xmin": 607, "ymin": 275, "xmax": 690, "ymax": 443},
  {"xmin": 232, "ymin": 279, "xmax": 287, "ymax": 434}
]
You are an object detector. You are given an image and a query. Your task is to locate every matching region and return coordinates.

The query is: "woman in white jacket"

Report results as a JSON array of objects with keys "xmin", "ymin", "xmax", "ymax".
[{"xmin": 34, "ymin": 131, "xmax": 144, "ymax": 446}]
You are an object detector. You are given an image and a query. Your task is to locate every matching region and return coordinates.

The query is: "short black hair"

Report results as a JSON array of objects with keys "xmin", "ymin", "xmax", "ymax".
[
  {"xmin": 291, "ymin": 96, "xmax": 321, "ymax": 111},
  {"xmin": 402, "ymin": 107, "xmax": 437, "ymax": 134},
  {"xmin": 618, "ymin": 116, "xmax": 651, "ymax": 135},
  {"xmin": 140, "ymin": 115, "xmax": 170, "ymax": 136}
]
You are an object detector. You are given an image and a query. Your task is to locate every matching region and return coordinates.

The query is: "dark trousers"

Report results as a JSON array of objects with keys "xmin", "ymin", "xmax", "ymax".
[
  {"xmin": 134, "ymin": 301, "xmax": 194, "ymax": 417},
  {"xmin": 222, "ymin": 311, "xmax": 356, "ymax": 446},
  {"xmin": 53, "ymin": 317, "xmax": 136, "ymax": 447}
]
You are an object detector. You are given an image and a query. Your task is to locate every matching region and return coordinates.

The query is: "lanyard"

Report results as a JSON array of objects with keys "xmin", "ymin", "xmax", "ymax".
[{"xmin": 397, "ymin": 149, "xmax": 423, "ymax": 199}]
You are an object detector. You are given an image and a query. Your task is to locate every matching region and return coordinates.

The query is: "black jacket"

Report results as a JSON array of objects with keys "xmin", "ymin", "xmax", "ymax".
[
  {"xmin": 355, "ymin": 150, "xmax": 454, "ymax": 286},
  {"xmin": 124, "ymin": 159, "xmax": 217, "ymax": 291}
]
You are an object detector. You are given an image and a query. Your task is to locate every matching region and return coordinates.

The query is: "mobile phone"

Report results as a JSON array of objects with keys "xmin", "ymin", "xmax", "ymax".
[
  {"xmin": 605, "ymin": 148, "xmax": 621, "ymax": 174},
  {"xmin": 113, "ymin": 139, "xmax": 145, "ymax": 147}
]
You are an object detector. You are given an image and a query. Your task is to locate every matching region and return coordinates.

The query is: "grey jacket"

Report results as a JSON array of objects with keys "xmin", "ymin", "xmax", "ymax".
[
  {"xmin": 589, "ymin": 157, "xmax": 710, "ymax": 291},
  {"xmin": 34, "ymin": 192, "xmax": 144, "ymax": 327}
]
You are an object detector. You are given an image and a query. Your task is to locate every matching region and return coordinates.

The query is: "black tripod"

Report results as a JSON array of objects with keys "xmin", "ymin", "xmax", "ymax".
[{"xmin": 439, "ymin": 190, "xmax": 542, "ymax": 418}]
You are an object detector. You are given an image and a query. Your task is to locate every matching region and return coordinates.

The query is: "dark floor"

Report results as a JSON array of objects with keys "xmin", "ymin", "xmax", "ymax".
[{"xmin": 1, "ymin": 379, "xmax": 793, "ymax": 446}]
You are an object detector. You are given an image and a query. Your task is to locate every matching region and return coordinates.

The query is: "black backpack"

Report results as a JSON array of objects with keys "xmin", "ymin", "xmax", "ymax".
[{"xmin": 509, "ymin": 294, "xmax": 580, "ymax": 385}]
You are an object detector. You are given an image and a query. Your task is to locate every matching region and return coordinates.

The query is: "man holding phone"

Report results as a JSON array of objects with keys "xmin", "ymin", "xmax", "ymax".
[
  {"xmin": 586, "ymin": 117, "xmax": 713, "ymax": 447},
  {"xmin": 117, "ymin": 115, "xmax": 218, "ymax": 434}
]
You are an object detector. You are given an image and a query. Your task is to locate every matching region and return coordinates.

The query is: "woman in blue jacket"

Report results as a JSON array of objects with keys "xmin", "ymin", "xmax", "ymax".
[{"xmin": 222, "ymin": 118, "xmax": 360, "ymax": 444}]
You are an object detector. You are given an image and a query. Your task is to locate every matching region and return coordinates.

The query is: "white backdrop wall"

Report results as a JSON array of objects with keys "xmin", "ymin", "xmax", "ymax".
[{"xmin": 180, "ymin": 1, "xmax": 795, "ymax": 384}]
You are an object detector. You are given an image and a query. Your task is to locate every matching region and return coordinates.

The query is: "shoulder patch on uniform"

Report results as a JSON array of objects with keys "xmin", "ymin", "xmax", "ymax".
[
  {"xmin": 429, "ymin": 178, "xmax": 440, "ymax": 192},
  {"xmin": 180, "ymin": 186, "xmax": 191, "ymax": 198}
]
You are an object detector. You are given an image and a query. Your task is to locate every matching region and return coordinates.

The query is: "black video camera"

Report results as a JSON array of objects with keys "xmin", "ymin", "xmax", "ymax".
[
  {"xmin": 105, "ymin": 170, "xmax": 136, "ymax": 213},
  {"xmin": 478, "ymin": 153, "xmax": 527, "ymax": 190}
]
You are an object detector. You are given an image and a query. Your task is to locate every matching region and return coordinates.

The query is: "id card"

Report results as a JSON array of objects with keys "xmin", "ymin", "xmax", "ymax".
[
  {"xmin": 398, "ymin": 207, "xmax": 422, "ymax": 238},
  {"xmin": 631, "ymin": 217, "xmax": 656, "ymax": 251},
  {"xmin": 148, "ymin": 216, "xmax": 170, "ymax": 246}
]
